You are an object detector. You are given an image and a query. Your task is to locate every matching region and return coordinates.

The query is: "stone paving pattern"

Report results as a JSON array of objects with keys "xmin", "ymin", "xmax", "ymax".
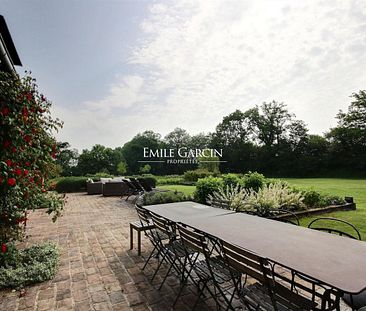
[{"xmin": 0, "ymin": 193, "xmax": 351, "ymax": 311}]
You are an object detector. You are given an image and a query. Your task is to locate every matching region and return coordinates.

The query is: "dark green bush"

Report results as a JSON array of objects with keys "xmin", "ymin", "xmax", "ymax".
[
  {"xmin": 142, "ymin": 191, "xmax": 190, "ymax": 205},
  {"xmin": 222, "ymin": 173, "xmax": 242, "ymax": 188},
  {"xmin": 194, "ymin": 176, "xmax": 224, "ymax": 204},
  {"xmin": 0, "ymin": 242, "xmax": 59, "ymax": 289},
  {"xmin": 243, "ymin": 171, "xmax": 265, "ymax": 191},
  {"xmin": 296, "ymin": 188, "xmax": 346, "ymax": 208},
  {"xmin": 184, "ymin": 169, "xmax": 212, "ymax": 182},
  {"xmin": 55, "ymin": 177, "xmax": 90, "ymax": 193}
]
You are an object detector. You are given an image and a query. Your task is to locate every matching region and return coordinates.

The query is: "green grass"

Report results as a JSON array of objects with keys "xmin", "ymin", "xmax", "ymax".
[
  {"xmin": 158, "ymin": 185, "xmax": 196, "ymax": 196},
  {"xmin": 160, "ymin": 178, "xmax": 366, "ymax": 240},
  {"xmin": 283, "ymin": 178, "xmax": 366, "ymax": 240}
]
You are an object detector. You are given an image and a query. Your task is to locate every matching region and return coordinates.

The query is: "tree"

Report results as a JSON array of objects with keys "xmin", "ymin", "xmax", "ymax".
[
  {"xmin": 327, "ymin": 90, "xmax": 366, "ymax": 174},
  {"xmin": 121, "ymin": 131, "xmax": 163, "ymax": 174},
  {"xmin": 77, "ymin": 145, "xmax": 123, "ymax": 175},
  {"xmin": 164, "ymin": 128, "xmax": 190, "ymax": 149},
  {"xmin": 0, "ymin": 72, "xmax": 64, "ymax": 264},
  {"xmin": 117, "ymin": 161, "xmax": 128, "ymax": 175},
  {"xmin": 55, "ymin": 141, "xmax": 78, "ymax": 176}
]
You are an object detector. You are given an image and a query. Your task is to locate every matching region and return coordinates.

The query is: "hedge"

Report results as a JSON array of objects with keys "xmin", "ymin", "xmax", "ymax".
[
  {"xmin": 194, "ymin": 176, "xmax": 224, "ymax": 204},
  {"xmin": 55, "ymin": 177, "xmax": 91, "ymax": 193}
]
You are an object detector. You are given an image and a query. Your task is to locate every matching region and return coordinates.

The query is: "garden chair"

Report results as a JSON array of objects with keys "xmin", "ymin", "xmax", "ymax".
[
  {"xmin": 130, "ymin": 204, "xmax": 155, "ymax": 256},
  {"xmin": 176, "ymin": 223, "xmax": 236, "ymax": 310},
  {"xmin": 308, "ymin": 217, "xmax": 363, "ymax": 310},
  {"xmin": 269, "ymin": 208, "xmax": 300, "ymax": 226},
  {"xmin": 138, "ymin": 178, "xmax": 154, "ymax": 192},
  {"xmin": 123, "ymin": 179, "xmax": 142, "ymax": 201},
  {"xmin": 221, "ymin": 240, "xmax": 341, "ymax": 310},
  {"xmin": 307, "ymin": 217, "xmax": 361, "ymax": 240},
  {"xmin": 149, "ymin": 214, "xmax": 198, "ymax": 292},
  {"xmin": 263, "ymin": 257, "xmax": 341, "ymax": 310}
]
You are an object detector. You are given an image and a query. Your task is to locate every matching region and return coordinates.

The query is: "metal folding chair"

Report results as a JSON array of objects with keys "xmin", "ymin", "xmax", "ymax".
[{"xmin": 176, "ymin": 223, "xmax": 236, "ymax": 310}]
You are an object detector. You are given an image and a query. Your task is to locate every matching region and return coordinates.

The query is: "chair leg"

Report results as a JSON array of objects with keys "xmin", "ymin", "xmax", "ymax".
[
  {"xmin": 142, "ymin": 244, "xmax": 158, "ymax": 270},
  {"xmin": 129, "ymin": 225, "xmax": 133, "ymax": 250},
  {"xmin": 137, "ymin": 231, "xmax": 141, "ymax": 256},
  {"xmin": 151, "ymin": 251, "xmax": 168, "ymax": 282}
]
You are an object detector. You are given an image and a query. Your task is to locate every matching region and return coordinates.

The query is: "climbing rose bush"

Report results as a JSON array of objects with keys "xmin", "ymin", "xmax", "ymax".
[{"xmin": 0, "ymin": 72, "xmax": 64, "ymax": 267}]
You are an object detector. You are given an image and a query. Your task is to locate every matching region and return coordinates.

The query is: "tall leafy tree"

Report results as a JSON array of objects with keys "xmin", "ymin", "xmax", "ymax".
[{"xmin": 55, "ymin": 141, "xmax": 78, "ymax": 176}]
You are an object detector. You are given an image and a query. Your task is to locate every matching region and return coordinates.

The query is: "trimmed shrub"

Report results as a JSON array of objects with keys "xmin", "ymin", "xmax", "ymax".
[
  {"xmin": 55, "ymin": 177, "xmax": 90, "ymax": 193},
  {"xmin": 156, "ymin": 175, "xmax": 186, "ymax": 185},
  {"xmin": 184, "ymin": 169, "xmax": 212, "ymax": 182},
  {"xmin": 243, "ymin": 171, "xmax": 265, "ymax": 191},
  {"xmin": 142, "ymin": 191, "xmax": 190, "ymax": 205},
  {"xmin": 0, "ymin": 242, "xmax": 59, "ymax": 290},
  {"xmin": 222, "ymin": 173, "xmax": 242, "ymax": 188},
  {"xmin": 300, "ymin": 189, "xmax": 345, "ymax": 208},
  {"xmin": 194, "ymin": 176, "xmax": 224, "ymax": 204}
]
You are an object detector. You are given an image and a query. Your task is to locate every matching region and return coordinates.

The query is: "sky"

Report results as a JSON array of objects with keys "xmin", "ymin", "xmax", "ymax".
[{"xmin": 2, "ymin": 0, "xmax": 366, "ymax": 151}]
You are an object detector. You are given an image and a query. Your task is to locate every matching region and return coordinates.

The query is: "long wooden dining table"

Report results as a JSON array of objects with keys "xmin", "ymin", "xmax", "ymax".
[{"xmin": 144, "ymin": 201, "xmax": 366, "ymax": 295}]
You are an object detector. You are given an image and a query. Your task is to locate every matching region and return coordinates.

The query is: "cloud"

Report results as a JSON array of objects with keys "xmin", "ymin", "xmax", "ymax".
[{"xmin": 57, "ymin": 0, "xmax": 366, "ymax": 150}]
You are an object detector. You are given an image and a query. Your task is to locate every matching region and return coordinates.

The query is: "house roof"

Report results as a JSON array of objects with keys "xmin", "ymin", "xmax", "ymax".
[{"xmin": 0, "ymin": 15, "xmax": 22, "ymax": 66}]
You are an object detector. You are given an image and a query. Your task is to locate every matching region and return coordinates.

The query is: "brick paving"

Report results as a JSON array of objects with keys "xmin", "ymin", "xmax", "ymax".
[{"xmin": 0, "ymin": 193, "xmax": 352, "ymax": 311}]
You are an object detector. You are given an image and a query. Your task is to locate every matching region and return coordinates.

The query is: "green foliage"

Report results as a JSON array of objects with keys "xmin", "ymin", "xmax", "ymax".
[
  {"xmin": 95, "ymin": 172, "xmax": 113, "ymax": 178},
  {"xmin": 76, "ymin": 145, "xmax": 124, "ymax": 176},
  {"xmin": 243, "ymin": 171, "xmax": 265, "ymax": 191},
  {"xmin": 128, "ymin": 174, "xmax": 157, "ymax": 188},
  {"xmin": 238, "ymin": 182, "xmax": 305, "ymax": 216},
  {"xmin": 117, "ymin": 161, "xmax": 128, "ymax": 175},
  {"xmin": 184, "ymin": 169, "xmax": 212, "ymax": 182},
  {"xmin": 55, "ymin": 177, "xmax": 90, "ymax": 193},
  {"xmin": 222, "ymin": 173, "xmax": 242, "ymax": 188},
  {"xmin": 156, "ymin": 175, "xmax": 186, "ymax": 185},
  {"xmin": 194, "ymin": 176, "xmax": 224, "ymax": 204},
  {"xmin": 55, "ymin": 142, "xmax": 78, "ymax": 176},
  {"xmin": 207, "ymin": 184, "xmax": 247, "ymax": 211},
  {"xmin": 299, "ymin": 189, "xmax": 345, "ymax": 208},
  {"xmin": 197, "ymin": 154, "xmax": 220, "ymax": 173},
  {"xmin": 0, "ymin": 242, "xmax": 59, "ymax": 289},
  {"xmin": 139, "ymin": 164, "xmax": 151, "ymax": 174},
  {"xmin": 142, "ymin": 191, "xmax": 190, "ymax": 205},
  {"xmin": 0, "ymin": 72, "xmax": 64, "ymax": 250}
]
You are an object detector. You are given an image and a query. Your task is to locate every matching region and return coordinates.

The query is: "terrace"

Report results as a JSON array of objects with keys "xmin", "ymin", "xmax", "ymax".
[{"xmin": 0, "ymin": 193, "xmax": 357, "ymax": 310}]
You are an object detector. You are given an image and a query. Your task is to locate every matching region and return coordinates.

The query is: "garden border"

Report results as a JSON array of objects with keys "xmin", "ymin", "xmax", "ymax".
[{"xmin": 272, "ymin": 202, "xmax": 356, "ymax": 220}]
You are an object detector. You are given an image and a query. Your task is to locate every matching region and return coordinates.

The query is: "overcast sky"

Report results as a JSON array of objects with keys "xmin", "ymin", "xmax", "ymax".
[{"xmin": 2, "ymin": 0, "xmax": 366, "ymax": 151}]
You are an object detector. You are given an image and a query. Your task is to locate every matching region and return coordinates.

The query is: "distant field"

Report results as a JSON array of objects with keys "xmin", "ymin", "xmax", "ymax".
[{"xmin": 159, "ymin": 178, "xmax": 366, "ymax": 240}]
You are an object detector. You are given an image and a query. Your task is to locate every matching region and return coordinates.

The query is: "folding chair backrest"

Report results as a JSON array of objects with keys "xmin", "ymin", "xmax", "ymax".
[
  {"xmin": 135, "ymin": 204, "xmax": 151, "ymax": 226},
  {"xmin": 150, "ymin": 213, "xmax": 175, "ymax": 240},
  {"xmin": 123, "ymin": 179, "xmax": 137, "ymax": 190},
  {"xmin": 221, "ymin": 240, "xmax": 266, "ymax": 283},
  {"xmin": 308, "ymin": 217, "xmax": 361, "ymax": 240},
  {"xmin": 263, "ymin": 258, "xmax": 340, "ymax": 310},
  {"xmin": 177, "ymin": 223, "xmax": 208, "ymax": 254}
]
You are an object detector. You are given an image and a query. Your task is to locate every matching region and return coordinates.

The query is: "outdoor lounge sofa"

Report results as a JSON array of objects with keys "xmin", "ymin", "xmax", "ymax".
[
  {"xmin": 86, "ymin": 181, "xmax": 103, "ymax": 195},
  {"xmin": 103, "ymin": 181, "xmax": 129, "ymax": 196}
]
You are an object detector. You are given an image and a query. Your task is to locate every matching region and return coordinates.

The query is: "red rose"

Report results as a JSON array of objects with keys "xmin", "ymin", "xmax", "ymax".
[
  {"xmin": 5, "ymin": 159, "xmax": 12, "ymax": 167},
  {"xmin": 3, "ymin": 140, "xmax": 10, "ymax": 148},
  {"xmin": 38, "ymin": 108, "xmax": 45, "ymax": 113},
  {"xmin": 1, "ymin": 107, "xmax": 9, "ymax": 116},
  {"xmin": 29, "ymin": 177, "xmax": 34, "ymax": 183},
  {"xmin": 1, "ymin": 244, "xmax": 7, "ymax": 253},
  {"xmin": 25, "ymin": 161, "xmax": 31, "ymax": 167},
  {"xmin": 14, "ymin": 168, "xmax": 22, "ymax": 176},
  {"xmin": 7, "ymin": 178, "xmax": 16, "ymax": 186},
  {"xmin": 23, "ymin": 169, "xmax": 29, "ymax": 176},
  {"xmin": 24, "ymin": 135, "xmax": 31, "ymax": 143},
  {"xmin": 22, "ymin": 107, "xmax": 29, "ymax": 117},
  {"xmin": 51, "ymin": 151, "xmax": 57, "ymax": 159},
  {"xmin": 11, "ymin": 146, "xmax": 16, "ymax": 153}
]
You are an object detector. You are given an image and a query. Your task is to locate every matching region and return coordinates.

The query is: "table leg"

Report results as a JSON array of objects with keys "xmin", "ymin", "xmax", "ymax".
[
  {"xmin": 130, "ymin": 225, "xmax": 133, "ymax": 250},
  {"xmin": 138, "ymin": 231, "xmax": 141, "ymax": 256}
]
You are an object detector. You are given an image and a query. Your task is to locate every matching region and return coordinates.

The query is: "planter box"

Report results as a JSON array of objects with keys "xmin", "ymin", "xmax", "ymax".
[{"xmin": 272, "ymin": 202, "xmax": 356, "ymax": 220}]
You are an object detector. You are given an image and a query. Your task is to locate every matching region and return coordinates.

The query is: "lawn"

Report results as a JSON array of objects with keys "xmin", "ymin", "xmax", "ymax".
[
  {"xmin": 158, "ymin": 184, "xmax": 196, "ymax": 196},
  {"xmin": 159, "ymin": 178, "xmax": 366, "ymax": 240}
]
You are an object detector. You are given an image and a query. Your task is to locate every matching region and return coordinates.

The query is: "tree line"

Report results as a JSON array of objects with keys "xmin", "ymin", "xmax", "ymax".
[{"xmin": 56, "ymin": 90, "xmax": 366, "ymax": 177}]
